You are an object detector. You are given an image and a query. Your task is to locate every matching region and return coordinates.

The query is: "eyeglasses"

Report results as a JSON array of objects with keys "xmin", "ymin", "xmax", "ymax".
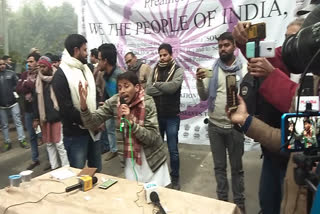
[{"xmin": 0, "ymin": 63, "xmax": 5, "ymax": 65}]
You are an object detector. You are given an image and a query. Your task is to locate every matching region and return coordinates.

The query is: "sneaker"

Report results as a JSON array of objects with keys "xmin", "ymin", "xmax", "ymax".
[
  {"xmin": 104, "ymin": 151, "xmax": 118, "ymax": 161},
  {"xmin": 27, "ymin": 161, "xmax": 40, "ymax": 170},
  {"xmin": 3, "ymin": 143, "xmax": 12, "ymax": 152},
  {"xmin": 19, "ymin": 139, "xmax": 30, "ymax": 149}
]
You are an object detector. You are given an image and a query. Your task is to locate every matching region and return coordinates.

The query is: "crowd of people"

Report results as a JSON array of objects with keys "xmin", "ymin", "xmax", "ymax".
[{"xmin": 0, "ymin": 4, "xmax": 319, "ymax": 213}]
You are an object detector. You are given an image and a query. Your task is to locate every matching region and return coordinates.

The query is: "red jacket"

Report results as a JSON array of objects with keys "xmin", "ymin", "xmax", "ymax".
[{"xmin": 16, "ymin": 71, "xmax": 36, "ymax": 95}]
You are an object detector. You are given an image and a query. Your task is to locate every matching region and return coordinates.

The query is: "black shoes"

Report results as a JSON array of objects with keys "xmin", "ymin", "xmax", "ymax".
[
  {"xmin": 170, "ymin": 177, "xmax": 181, "ymax": 190},
  {"xmin": 27, "ymin": 161, "xmax": 40, "ymax": 170}
]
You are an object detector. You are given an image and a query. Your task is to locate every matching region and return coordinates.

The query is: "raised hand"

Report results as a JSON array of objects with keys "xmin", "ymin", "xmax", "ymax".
[
  {"xmin": 78, "ymin": 81, "xmax": 88, "ymax": 111},
  {"xmin": 232, "ymin": 22, "xmax": 251, "ymax": 45}
]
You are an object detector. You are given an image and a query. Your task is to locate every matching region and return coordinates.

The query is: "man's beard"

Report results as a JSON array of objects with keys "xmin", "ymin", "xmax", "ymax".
[
  {"xmin": 79, "ymin": 56, "xmax": 87, "ymax": 64},
  {"xmin": 220, "ymin": 52, "xmax": 233, "ymax": 63}
]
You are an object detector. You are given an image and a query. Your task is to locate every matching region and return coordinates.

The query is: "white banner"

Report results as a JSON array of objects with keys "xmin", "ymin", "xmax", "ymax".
[{"xmin": 80, "ymin": 0, "xmax": 297, "ymax": 147}]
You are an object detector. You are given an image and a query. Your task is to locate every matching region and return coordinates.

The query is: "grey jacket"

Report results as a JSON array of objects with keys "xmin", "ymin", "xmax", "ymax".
[{"xmin": 80, "ymin": 94, "xmax": 167, "ymax": 172}]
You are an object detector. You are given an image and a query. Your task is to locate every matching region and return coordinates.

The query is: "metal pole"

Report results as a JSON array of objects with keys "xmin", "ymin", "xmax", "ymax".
[{"xmin": 2, "ymin": 0, "xmax": 9, "ymax": 55}]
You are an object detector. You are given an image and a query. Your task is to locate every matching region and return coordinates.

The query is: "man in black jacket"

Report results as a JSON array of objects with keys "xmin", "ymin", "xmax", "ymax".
[
  {"xmin": 0, "ymin": 59, "xmax": 28, "ymax": 151},
  {"xmin": 146, "ymin": 43, "xmax": 184, "ymax": 190},
  {"xmin": 52, "ymin": 34, "xmax": 102, "ymax": 172}
]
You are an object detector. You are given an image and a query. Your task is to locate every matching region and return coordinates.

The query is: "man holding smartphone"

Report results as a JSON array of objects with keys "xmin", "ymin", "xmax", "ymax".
[
  {"xmin": 196, "ymin": 32, "xmax": 247, "ymax": 213},
  {"xmin": 232, "ymin": 18, "xmax": 304, "ymax": 214}
]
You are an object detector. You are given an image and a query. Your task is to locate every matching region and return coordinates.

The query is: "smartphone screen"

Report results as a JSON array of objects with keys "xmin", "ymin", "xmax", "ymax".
[
  {"xmin": 99, "ymin": 178, "xmax": 118, "ymax": 189},
  {"xmin": 226, "ymin": 74, "xmax": 238, "ymax": 111},
  {"xmin": 282, "ymin": 113, "xmax": 320, "ymax": 152}
]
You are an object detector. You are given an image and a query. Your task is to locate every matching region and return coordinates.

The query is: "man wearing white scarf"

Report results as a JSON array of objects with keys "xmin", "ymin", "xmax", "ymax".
[{"xmin": 52, "ymin": 34, "xmax": 102, "ymax": 172}]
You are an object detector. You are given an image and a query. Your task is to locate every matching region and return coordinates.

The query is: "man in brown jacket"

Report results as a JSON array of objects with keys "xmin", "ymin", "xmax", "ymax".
[
  {"xmin": 125, "ymin": 52, "xmax": 151, "ymax": 88},
  {"xmin": 228, "ymin": 85, "xmax": 319, "ymax": 214}
]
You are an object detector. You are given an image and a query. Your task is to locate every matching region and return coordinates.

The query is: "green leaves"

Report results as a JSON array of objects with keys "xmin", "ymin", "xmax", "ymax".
[{"xmin": 7, "ymin": 1, "xmax": 77, "ymax": 63}]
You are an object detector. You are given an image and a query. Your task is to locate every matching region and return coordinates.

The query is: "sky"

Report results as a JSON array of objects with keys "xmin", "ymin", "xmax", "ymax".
[{"xmin": 7, "ymin": 0, "xmax": 80, "ymax": 13}]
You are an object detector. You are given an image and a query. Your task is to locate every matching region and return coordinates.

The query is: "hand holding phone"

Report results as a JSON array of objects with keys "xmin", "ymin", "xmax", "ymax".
[
  {"xmin": 226, "ymin": 74, "xmax": 238, "ymax": 111},
  {"xmin": 196, "ymin": 68, "xmax": 212, "ymax": 80}
]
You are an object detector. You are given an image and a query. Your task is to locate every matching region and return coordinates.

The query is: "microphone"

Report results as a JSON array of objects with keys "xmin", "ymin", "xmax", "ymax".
[
  {"xmin": 150, "ymin": 191, "xmax": 166, "ymax": 214},
  {"xmin": 120, "ymin": 97, "xmax": 126, "ymax": 132},
  {"xmin": 65, "ymin": 176, "xmax": 98, "ymax": 192}
]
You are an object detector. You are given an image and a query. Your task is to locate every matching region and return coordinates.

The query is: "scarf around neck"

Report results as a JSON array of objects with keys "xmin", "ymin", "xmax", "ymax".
[
  {"xmin": 117, "ymin": 87, "xmax": 145, "ymax": 165},
  {"xmin": 59, "ymin": 49, "xmax": 97, "ymax": 140},
  {"xmin": 35, "ymin": 71, "xmax": 59, "ymax": 124},
  {"xmin": 153, "ymin": 58, "xmax": 176, "ymax": 83},
  {"xmin": 128, "ymin": 59, "xmax": 143, "ymax": 73},
  {"xmin": 208, "ymin": 57, "xmax": 243, "ymax": 112}
]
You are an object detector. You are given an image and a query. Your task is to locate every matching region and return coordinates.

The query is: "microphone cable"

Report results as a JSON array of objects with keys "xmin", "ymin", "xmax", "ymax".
[
  {"xmin": 3, "ymin": 191, "xmax": 65, "ymax": 214},
  {"xmin": 120, "ymin": 117, "xmax": 139, "ymax": 182}
]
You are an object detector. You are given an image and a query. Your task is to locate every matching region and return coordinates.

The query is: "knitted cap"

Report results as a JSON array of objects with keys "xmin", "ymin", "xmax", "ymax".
[{"xmin": 38, "ymin": 56, "xmax": 52, "ymax": 69}]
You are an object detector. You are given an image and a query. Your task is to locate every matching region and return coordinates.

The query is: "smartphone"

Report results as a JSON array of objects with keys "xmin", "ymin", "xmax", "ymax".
[
  {"xmin": 259, "ymin": 41, "xmax": 275, "ymax": 58},
  {"xmin": 247, "ymin": 22, "xmax": 266, "ymax": 40},
  {"xmin": 281, "ymin": 112, "xmax": 320, "ymax": 152},
  {"xmin": 196, "ymin": 68, "xmax": 213, "ymax": 78},
  {"xmin": 246, "ymin": 41, "xmax": 275, "ymax": 58},
  {"xmin": 226, "ymin": 74, "xmax": 238, "ymax": 111},
  {"xmin": 99, "ymin": 178, "xmax": 118, "ymax": 189}
]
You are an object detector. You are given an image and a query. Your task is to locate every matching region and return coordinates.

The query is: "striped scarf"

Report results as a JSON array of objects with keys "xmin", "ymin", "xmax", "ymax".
[
  {"xmin": 118, "ymin": 88, "xmax": 145, "ymax": 165},
  {"xmin": 153, "ymin": 59, "xmax": 176, "ymax": 83}
]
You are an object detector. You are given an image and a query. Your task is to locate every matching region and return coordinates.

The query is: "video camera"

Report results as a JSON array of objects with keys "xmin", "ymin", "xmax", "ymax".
[{"xmin": 282, "ymin": 5, "xmax": 320, "ymax": 75}]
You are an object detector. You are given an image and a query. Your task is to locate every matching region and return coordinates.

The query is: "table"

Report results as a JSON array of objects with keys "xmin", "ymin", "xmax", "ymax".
[{"xmin": 0, "ymin": 167, "xmax": 240, "ymax": 214}]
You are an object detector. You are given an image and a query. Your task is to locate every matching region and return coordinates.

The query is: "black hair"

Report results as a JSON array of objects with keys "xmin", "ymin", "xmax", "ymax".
[
  {"xmin": 217, "ymin": 32, "xmax": 234, "ymax": 43},
  {"xmin": 27, "ymin": 52, "xmax": 41, "ymax": 62},
  {"xmin": 158, "ymin": 43, "xmax": 172, "ymax": 55},
  {"xmin": 98, "ymin": 43, "xmax": 117, "ymax": 66},
  {"xmin": 2, "ymin": 55, "xmax": 10, "ymax": 60},
  {"xmin": 304, "ymin": 119, "xmax": 312, "ymax": 124},
  {"xmin": 64, "ymin": 34, "xmax": 87, "ymax": 57},
  {"xmin": 125, "ymin": 52, "xmax": 135, "ymax": 58},
  {"xmin": 44, "ymin": 53, "xmax": 53, "ymax": 60},
  {"xmin": 117, "ymin": 71, "xmax": 140, "ymax": 86},
  {"xmin": 90, "ymin": 48, "xmax": 98, "ymax": 58},
  {"xmin": 51, "ymin": 55, "xmax": 61, "ymax": 62}
]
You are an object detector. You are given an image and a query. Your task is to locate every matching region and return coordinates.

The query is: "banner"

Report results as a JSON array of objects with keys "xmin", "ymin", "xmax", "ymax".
[{"xmin": 80, "ymin": 0, "xmax": 296, "ymax": 147}]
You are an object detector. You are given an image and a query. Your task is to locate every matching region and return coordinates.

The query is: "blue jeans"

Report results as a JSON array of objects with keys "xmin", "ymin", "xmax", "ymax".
[
  {"xmin": 63, "ymin": 135, "xmax": 102, "ymax": 172},
  {"xmin": 100, "ymin": 129, "xmax": 110, "ymax": 152},
  {"xmin": 105, "ymin": 118, "xmax": 117, "ymax": 153},
  {"xmin": 25, "ymin": 112, "xmax": 39, "ymax": 162},
  {"xmin": 0, "ymin": 103, "xmax": 25, "ymax": 143},
  {"xmin": 259, "ymin": 153, "xmax": 286, "ymax": 214},
  {"xmin": 158, "ymin": 116, "xmax": 180, "ymax": 178}
]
